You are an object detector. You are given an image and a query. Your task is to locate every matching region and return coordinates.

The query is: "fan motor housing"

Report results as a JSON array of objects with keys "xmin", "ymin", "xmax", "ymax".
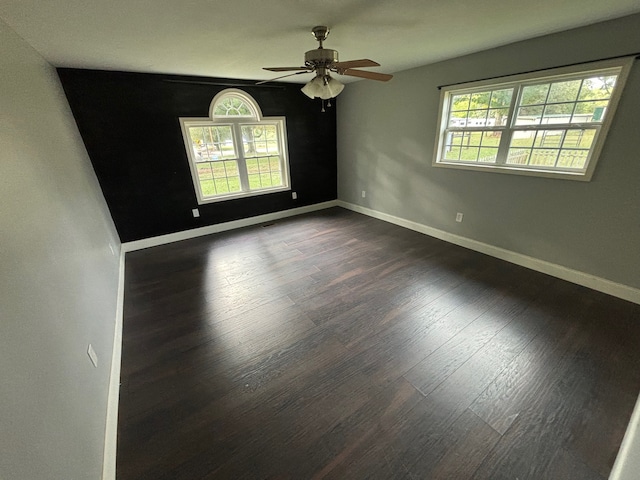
[{"xmin": 305, "ymin": 48, "xmax": 338, "ymax": 67}]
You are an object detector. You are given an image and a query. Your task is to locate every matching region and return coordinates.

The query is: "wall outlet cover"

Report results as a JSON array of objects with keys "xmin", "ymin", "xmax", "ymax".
[{"xmin": 192, "ymin": 208, "xmax": 200, "ymax": 218}]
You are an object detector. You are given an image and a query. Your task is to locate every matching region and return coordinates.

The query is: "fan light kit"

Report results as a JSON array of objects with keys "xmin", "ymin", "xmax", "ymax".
[{"xmin": 260, "ymin": 26, "xmax": 393, "ymax": 111}]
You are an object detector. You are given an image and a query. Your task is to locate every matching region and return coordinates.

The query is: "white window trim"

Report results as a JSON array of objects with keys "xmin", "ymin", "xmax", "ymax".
[
  {"xmin": 180, "ymin": 89, "xmax": 291, "ymax": 204},
  {"xmin": 432, "ymin": 57, "xmax": 634, "ymax": 181}
]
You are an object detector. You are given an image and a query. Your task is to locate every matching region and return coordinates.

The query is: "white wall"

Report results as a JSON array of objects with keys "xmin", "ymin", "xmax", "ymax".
[
  {"xmin": 0, "ymin": 18, "xmax": 120, "ymax": 479},
  {"xmin": 337, "ymin": 14, "xmax": 640, "ymax": 293}
]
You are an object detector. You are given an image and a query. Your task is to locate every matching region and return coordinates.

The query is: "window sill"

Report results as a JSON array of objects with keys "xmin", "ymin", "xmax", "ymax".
[
  {"xmin": 432, "ymin": 160, "xmax": 592, "ymax": 181},
  {"xmin": 196, "ymin": 185, "xmax": 291, "ymax": 205}
]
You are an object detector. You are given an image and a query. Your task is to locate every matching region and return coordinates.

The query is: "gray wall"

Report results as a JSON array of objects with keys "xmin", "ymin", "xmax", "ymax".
[
  {"xmin": 0, "ymin": 19, "xmax": 120, "ymax": 479},
  {"xmin": 337, "ymin": 13, "xmax": 640, "ymax": 290}
]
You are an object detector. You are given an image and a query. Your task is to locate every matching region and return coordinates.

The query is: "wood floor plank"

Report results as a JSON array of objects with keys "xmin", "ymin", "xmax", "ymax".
[
  {"xmin": 468, "ymin": 282, "xmax": 595, "ymax": 435},
  {"xmin": 403, "ymin": 275, "xmax": 546, "ymax": 396},
  {"xmin": 420, "ymin": 409, "xmax": 502, "ymax": 479}
]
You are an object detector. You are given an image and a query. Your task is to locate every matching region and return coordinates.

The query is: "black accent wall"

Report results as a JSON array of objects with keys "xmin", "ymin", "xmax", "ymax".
[{"xmin": 57, "ymin": 69, "xmax": 337, "ymax": 242}]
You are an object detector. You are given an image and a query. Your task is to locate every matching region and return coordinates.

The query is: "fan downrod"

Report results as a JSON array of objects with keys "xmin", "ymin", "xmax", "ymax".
[{"xmin": 311, "ymin": 26, "xmax": 330, "ymax": 48}]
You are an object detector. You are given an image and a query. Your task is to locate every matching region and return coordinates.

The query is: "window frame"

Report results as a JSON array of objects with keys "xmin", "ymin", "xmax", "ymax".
[
  {"xmin": 432, "ymin": 57, "xmax": 633, "ymax": 181},
  {"xmin": 179, "ymin": 89, "xmax": 291, "ymax": 204}
]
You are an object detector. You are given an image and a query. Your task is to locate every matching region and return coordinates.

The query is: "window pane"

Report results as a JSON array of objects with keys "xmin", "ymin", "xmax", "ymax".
[
  {"xmin": 572, "ymin": 100, "xmax": 609, "ymax": 123},
  {"xmin": 442, "ymin": 129, "xmax": 501, "ymax": 163},
  {"xmin": 258, "ymin": 158, "xmax": 271, "ymax": 173},
  {"xmin": 200, "ymin": 179, "xmax": 217, "ymax": 196},
  {"xmin": 547, "ymin": 80, "xmax": 581, "ymax": 103},
  {"xmin": 448, "ymin": 132, "xmax": 464, "ymax": 146},
  {"xmin": 520, "ymin": 84, "xmax": 550, "ymax": 105},
  {"xmin": 489, "ymin": 89, "xmax": 513, "ymax": 107},
  {"xmin": 260, "ymin": 173, "xmax": 272, "ymax": 187},
  {"xmin": 480, "ymin": 131, "xmax": 501, "ymax": 147},
  {"xmin": 578, "ymin": 75, "xmax": 616, "ymax": 101},
  {"xmin": 510, "ymin": 130, "xmax": 535, "ymax": 148},
  {"xmin": 196, "ymin": 160, "xmax": 241, "ymax": 197},
  {"xmin": 556, "ymin": 150, "xmax": 589, "ymax": 169},
  {"xmin": 530, "ymin": 149, "xmax": 559, "ymax": 167},
  {"xmin": 468, "ymin": 109, "xmax": 488, "ymax": 123},
  {"xmin": 506, "ymin": 148, "xmax": 532, "ymax": 165},
  {"xmin": 542, "ymin": 103, "xmax": 574, "ymax": 124},
  {"xmin": 460, "ymin": 147, "xmax": 480, "ymax": 162},
  {"xmin": 451, "ymin": 94, "xmax": 470, "ymax": 111},
  {"xmin": 214, "ymin": 178, "xmax": 230, "ymax": 194},
  {"xmin": 488, "ymin": 109, "xmax": 509, "ymax": 126},
  {"xmin": 533, "ymin": 130, "xmax": 565, "ymax": 148},
  {"xmin": 471, "ymin": 92, "xmax": 490, "ymax": 109},
  {"xmin": 196, "ymin": 164, "xmax": 214, "ymax": 196},
  {"xmin": 242, "ymin": 125, "xmax": 279, "ymax": 158},
  {"xmin": 228, "ymin": 177, "xmax": 241, "ymax": 191},
  {"xmin": 515, "ymin": 106, "xmax": 543, "ymax": 125},
  {"xmin": 188, "ymin": 125, "xmax": 235, "ymax": 160},
  {"xmin": 507, "ymin": 129, "xmax": 595, "ymax": 170},
  {"xmin": 224, "ymin": 160, "xmax": 239, "ymax": 176},
  {"xmin": 248, "ymin": 174, "xmax": 261, "ymax": 189},
  {"xmin": 247, "ymin": 156, "xmax": 283, "ymax": 190},
  {"xmin": 449, "ymin": 88, "xmax": 513, "ymax": 128},
  {"xmin": 516, "ymin": 75, "xmax": 618, "ymax": 127},
  {"xmin": 478, "ymin": 147, "xmax": 498, "ymax": 163},
  {"xmin": 449, "ymin": 111, "xmax": 468, "ymax": 127},
  {"xmin": 443, "ymin": 145, "xmax": 461, "ymax": 161},
  {"xmin": 214, "ymin": 97, "xmax": 254, "ymax": 116},
  {"xmin": 562, "ymin": 129, "xmax": 596, "ymax": 149},
  {"xmin": 246, "ymin": 158, "xmax": 259, "ymax": 174},
  {"xmin": 463, "ymin": 132, "xmax": 481, "ymax": 146},
  {"xmin": 211, "ymin": 162, "xmax": 226, "ymax": 177}
]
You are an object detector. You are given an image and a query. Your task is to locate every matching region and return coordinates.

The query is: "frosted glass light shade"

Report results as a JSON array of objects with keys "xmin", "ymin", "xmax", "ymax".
[
  {"xmin": 301, "ymin": 75, "xmax": 344, "ymax": 99},
  {"xmin": 323, "ymin": 76, "xmax": 344, "ymax": 99},
  {"xmin": 301, "ymin": 76, "xmax": 324, "ymax": 99}
]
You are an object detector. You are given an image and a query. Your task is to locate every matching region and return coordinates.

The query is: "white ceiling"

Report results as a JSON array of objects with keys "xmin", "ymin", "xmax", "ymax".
[{"xmin": 1, "ymin": 0, "xmax": 639, "ymax": 84}]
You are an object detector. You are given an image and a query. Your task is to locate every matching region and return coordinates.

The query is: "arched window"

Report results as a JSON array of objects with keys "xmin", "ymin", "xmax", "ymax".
[
  {"xmin": 180, "ymin": 89, "xmax": 290, "ymax": 203},
  {"xmin": 211, "ymin": 91, "xmax": 257, "ymax": 117}
]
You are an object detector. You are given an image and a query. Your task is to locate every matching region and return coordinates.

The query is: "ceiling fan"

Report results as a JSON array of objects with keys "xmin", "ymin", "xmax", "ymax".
[{"xmin": 259, "ymin": 26, "xmax": 393, "ymax": 104}]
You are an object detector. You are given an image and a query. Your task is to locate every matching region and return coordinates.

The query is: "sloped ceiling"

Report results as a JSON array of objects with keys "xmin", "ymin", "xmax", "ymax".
[{"xmin": 1, "ymin": 0, "xmax": 639, "ymax": 83}]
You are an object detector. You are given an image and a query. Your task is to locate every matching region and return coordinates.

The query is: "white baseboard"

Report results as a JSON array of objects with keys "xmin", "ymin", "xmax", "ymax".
[
  {"xmin": 337, "ymin": 201, "xmax": 640, "ymax": 305},
  {"xmin": 122, "ymin": 201, "xmax": 339, "ymax": 252},
  {"xmin": 102, "ymin": 248, "xmax": 125, "ymax": 480},
  {"xmin": 610, "ymin": 392, "xmax": 640, "ymax": 480}
]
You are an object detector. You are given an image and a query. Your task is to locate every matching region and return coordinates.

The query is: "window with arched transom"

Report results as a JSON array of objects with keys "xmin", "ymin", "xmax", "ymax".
[{"xmin": 180, "ymin": 89, "xmax": 290, "ymax": 203}]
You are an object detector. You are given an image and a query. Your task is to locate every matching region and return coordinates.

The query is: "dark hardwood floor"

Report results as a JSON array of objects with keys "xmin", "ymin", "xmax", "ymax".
[{"xmin": 117, "ymin": 207, "xmax": 640, "ymax": 479}]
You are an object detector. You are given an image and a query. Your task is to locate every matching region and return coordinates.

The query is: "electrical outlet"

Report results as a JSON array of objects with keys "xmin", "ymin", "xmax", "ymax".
[
  {"xmin": 192, "ymin": 208, "xmax": 200, "ymax": 218},
  {"xmin": 456, "ymin": 212, "xmax": 464, "ymax": 223},
  {"xmin": 362, "ymin": 190, "xmax": 366, "ymax": 198},
  {"xmin": 87, "ymin": 344, "xmax": 98, "ymax": 368},
  {"xmin": 292, "ymin": 191, "xmax": 297, "ymax": 200}
]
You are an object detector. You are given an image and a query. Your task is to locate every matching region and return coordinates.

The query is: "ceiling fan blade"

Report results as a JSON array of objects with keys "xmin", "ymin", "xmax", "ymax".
[
  {"xmin": 263, "ymin": 67, "xmax": 309, "ymax": 72},
  {"xmin": 342, "ymin": 69, "xmax": 393, "ymax": 82},
  {"xmin": 333, "ymin": 59, "xmax": 380, "ymax": 69},
  {"xmin": 256, "ymin": 70, "xmax": 311, "ymax": 85}
]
